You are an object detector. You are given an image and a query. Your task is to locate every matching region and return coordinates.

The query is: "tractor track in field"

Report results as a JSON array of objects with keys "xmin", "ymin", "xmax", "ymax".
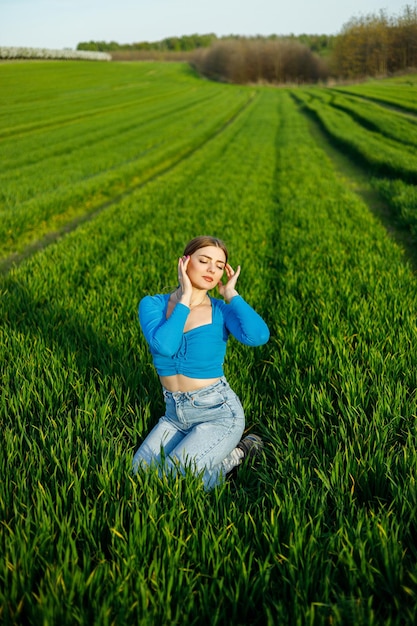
[
  {"xmin": 0, "ymin": 92, "xmax": 257, "ymax": 276},
  {"xmin": 298, "ymin": 103, "xmax": 417, "ymax": 273},
  {"xmin": 1, "ymin": 90, "xmax": 227, "ymax": 172},
  {"xmin": 0, "ymin": 87, "xmax": 193, "ymax": 141},
  {"xmin": 327, "ymin": 89, "xmax": 417, "ymax": 120}
]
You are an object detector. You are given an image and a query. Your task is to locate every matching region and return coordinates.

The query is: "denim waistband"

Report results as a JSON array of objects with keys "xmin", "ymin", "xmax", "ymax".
[{"xmin": 162, "ymin": 376, "xmax": 227, "ymax": 400}]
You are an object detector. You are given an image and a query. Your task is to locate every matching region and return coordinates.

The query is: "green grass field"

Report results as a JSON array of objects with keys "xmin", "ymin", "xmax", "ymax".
[{"xmin": 1, "ymin": 61, "xmax": 417, "ymax": 625}]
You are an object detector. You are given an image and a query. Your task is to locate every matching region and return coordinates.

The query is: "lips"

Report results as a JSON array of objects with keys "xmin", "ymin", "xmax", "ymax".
[{"xmin": 203, "ymin": 276, "xmax": 213, "ymax": 283}]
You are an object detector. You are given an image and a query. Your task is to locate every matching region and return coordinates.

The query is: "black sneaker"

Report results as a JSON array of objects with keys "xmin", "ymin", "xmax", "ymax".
[{"xmin": 237, "ymin": 434, "xmax": 264, "ymax": 460}]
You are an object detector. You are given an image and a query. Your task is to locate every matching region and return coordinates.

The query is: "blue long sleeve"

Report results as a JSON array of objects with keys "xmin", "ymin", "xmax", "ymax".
[
  {"xmin": 139, "ymin": 294, "xmax": 190, "ymax": 357},
  {"xmin": 223, "ymin": 295, "xmax": 270, "ymax": 346}
]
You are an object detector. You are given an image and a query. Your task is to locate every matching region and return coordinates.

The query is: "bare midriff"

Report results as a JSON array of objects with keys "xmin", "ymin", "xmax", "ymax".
[{"xmin": 159, "ymin": 374, "xmax": 221, "ymax": 393}]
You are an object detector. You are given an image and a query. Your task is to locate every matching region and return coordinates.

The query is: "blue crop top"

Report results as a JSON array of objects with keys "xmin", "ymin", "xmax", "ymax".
[{"xmin": 139, "ymin": 294, "xmax": 269, "ymax": 378}]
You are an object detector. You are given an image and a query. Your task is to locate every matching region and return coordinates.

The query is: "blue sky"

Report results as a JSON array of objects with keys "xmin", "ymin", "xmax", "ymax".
[{"xmin": 0, "ymin": 0, "xmax": 411, "ymax": 49}]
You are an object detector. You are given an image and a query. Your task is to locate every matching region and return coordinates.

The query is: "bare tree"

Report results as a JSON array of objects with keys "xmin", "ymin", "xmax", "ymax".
[{"xmin": 191, "ymin": 38, "xmax": 328, "ymax": 84}]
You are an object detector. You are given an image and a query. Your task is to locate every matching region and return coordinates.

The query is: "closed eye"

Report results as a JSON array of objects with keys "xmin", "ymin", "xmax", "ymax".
[{"xmin": 198, "ymin": 256, "xmax": 225, "ymax": 270}]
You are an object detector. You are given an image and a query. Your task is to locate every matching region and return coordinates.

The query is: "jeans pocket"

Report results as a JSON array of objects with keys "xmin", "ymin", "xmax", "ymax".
[{"xmin": 190, "ymin": 390, "xmax": 226, "ymax": 409}]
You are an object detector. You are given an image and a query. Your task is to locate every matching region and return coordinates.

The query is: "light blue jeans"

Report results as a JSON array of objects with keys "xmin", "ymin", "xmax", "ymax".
[{"xmin": 132, "ymin": 377, "xmax": 245, "ymax": 490}]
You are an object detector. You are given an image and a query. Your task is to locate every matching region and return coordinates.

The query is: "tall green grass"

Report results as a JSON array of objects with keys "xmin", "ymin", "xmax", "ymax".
[
  {"xmin": 372, "ymin": 177, "xmax": 417, "ymax": 241},
  {"xmin": 1, "ymin": 64, "xmax": 417, "ymax": 624},
  {"xmin": 261, "ymin": 91, "xmax": 417, "ymax": 624}
]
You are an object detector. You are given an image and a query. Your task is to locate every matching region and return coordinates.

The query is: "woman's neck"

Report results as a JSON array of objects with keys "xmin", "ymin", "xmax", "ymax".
[{"xmin": 174, "ymin": 288, "xmax": 209, "ymax": 309}]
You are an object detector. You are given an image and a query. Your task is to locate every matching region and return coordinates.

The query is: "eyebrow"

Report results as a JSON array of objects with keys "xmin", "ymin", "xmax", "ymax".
[{"xmin": 199, "ymin": 254, "xmax": 226, "ymax": 266}]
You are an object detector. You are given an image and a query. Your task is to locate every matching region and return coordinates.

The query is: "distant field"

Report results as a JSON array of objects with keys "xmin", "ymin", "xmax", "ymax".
[
  {"xmin": 0, "ymin": 62, "xmax": 254, "ymax": 262},
  {"xmin": 1, "ymin": 62, "xmax": 417, "ymax": 625}
]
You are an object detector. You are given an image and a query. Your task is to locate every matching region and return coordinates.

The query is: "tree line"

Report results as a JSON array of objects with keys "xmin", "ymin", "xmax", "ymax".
[
  {"xmin": 77, "ymin": 33, "xmax": 335, "ymax": 59},
  {"xmin": 77, "ymin": 5, "xmax": 417, "ymax": 83},
  {"xmin": 77, "ymin": 33, "xmax": 218, "ymax": 53}
]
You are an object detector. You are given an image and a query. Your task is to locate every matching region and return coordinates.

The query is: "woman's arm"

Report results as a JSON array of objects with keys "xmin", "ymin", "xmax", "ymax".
[
  {"xmin": 218, "ymin": 263, "xmax": 269, "ymax": 346},
  {"xmin": 139, "ymin": 295, "xmax": 190, "ymax": 356},
  {"xmin": 223, "ymin": 295, "xmax": 270, "ymax": 346}
]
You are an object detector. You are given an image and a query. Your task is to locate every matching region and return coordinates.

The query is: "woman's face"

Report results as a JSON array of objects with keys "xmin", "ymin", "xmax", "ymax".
[{"xmin": 186, "ymin": 245, "xmax": 226, "ymax": 290}]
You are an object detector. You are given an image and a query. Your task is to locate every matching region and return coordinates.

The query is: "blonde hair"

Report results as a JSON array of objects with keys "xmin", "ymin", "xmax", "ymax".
[{"xmin": 183, "ymin": 236, "xmax": 228, "ymax": 263}]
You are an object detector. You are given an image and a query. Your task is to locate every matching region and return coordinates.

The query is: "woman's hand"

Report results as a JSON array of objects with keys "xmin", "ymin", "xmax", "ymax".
[
  {"xmin": 177, "ymin": 256, "xmax": 193, "ymax": 305},
  {"xmin": 218, "ymin": 263, "xmax": 240, "ymax": 302}
]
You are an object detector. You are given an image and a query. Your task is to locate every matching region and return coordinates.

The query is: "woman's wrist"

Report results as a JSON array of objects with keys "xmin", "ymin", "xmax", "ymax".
[
  {"xmin": 179, "ymin": 297, "xmax": 191, "ymax": 308},
  {"xmin": 173, "ymin": 288, "xmax": 192, "ymax": 309},
  {"xmin": 224, "ymin": 289, "xmax": 239, "ymax": 303}
]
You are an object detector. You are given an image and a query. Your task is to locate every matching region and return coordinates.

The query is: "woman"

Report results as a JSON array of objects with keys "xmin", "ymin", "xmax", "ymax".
[{"xmin": 132, "ymin": 236, "xmax": 270, "ymax": 489}]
